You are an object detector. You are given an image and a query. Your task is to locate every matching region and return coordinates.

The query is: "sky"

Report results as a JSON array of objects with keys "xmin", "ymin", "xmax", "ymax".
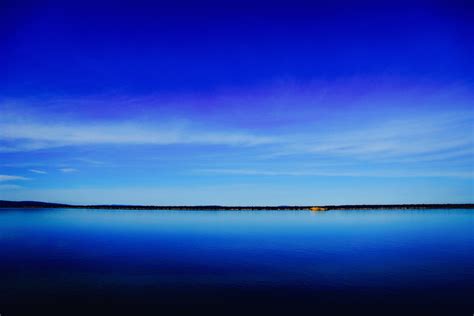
[{"xmin": 1, "ymin": 0, "xmax": 473, "ymax": 205}]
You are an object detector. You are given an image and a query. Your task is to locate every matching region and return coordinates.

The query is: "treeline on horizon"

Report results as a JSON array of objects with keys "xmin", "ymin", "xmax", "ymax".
[{"xmin": 0, "ymin": 200, "xmax": 473, "ymax": 210}]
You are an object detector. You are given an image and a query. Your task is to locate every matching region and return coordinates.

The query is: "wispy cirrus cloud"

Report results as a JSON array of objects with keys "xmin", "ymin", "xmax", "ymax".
[
  {"xmin": 0, "ymin": 121, "xmax": 276, "ymax": 152},
  {"xmin": 265, "ymin": 112, "xmax": 474, "ymax": 163},
  {"xmin": 0, "ymin": 99, "xmax": 277, "ymax": 153},
  {"xmin": 0, "ymin": 184, "xmax": 23, "ymax": 190},
  {"xmin": 0, "ymin": 107, "xmax": 471, "ymax": 166},
  {"xmin": 0, "ymin": 175, "xmax": 30, "ymax": 182},
  {"xmin": 74, "ymin": 158, "xmax": 105, "ymax": 165},
  {"xmin": 29, "ymin": 169, "xmax": 47, "ymax": 174},
  {"xmin": 59, "ymin": 168, "xmax": 78, "ymax": 173},
  {"xmin": 196, "ymin": 168, "xmax": 474, "ymax": 178},
  {"xmin": 0, "ymin": 83, "xmax": 472, "ymax": 167}
]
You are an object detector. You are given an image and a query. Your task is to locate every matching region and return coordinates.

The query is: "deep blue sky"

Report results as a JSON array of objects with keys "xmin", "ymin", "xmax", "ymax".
[{"xmin": 1, "ymin": 0, "xmax": 473, "ymax": 205}]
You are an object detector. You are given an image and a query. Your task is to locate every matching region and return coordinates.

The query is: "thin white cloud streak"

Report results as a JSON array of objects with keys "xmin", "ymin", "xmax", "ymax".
[
  {"xmin": 74, "ymin": 158, "xmax": 105, "ymax": 165},
  {"xmin": 0, "ymin": 175, "xmax": 30, "ymax": 182},
  {"xmin": 197, "ymin": 168, "xmax": 474, "ymax": 178},
  {"xmin": 0, "ymin": 120, "xmax": 276, "ymax": 152},
  {"xmin": 59, "ymin": 168, "xmax": 78, "ymax": 173},
  {"xmin": 0, "ymin": 184, "xmax": 22, "ymax": 190},
  {"xmin": 29, "ymin": 169, "xmax": 47, "ymax": 174}
]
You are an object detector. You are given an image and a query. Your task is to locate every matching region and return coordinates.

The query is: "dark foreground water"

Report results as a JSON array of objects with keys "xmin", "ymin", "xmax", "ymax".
[{"xmin": 0, "ymin": 208, "xmax": 473, "ymax": 315}]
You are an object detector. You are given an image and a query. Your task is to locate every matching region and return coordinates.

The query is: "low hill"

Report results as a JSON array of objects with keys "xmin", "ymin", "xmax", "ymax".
[{"xmin": 0, "ymin": 200, "xmax": 72, "ymax": 208}]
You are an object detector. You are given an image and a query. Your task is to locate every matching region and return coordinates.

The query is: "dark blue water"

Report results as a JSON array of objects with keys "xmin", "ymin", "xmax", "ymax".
[{"xmin": 0, "ymin": 209, "xmax": 473, "ymax": 315}]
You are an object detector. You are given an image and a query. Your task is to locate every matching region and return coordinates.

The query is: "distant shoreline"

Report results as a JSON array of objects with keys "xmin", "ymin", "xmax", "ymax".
[{"xmin": 1, "ymin": 200, "xmax": 473, "ymax": 211}]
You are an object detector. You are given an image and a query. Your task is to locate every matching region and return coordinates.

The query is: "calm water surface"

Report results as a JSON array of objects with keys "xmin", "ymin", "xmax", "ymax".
[{"xmin": 0, "ymin": 209, "xmax": 473, "ymax": 315}]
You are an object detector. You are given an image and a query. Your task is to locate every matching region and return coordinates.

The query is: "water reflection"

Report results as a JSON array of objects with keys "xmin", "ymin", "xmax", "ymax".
[{"xmin": 0, "ymin": 209, "xmax": 473, "ymax": 314}]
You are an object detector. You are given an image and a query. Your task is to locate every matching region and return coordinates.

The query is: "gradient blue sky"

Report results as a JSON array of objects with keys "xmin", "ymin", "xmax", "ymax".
[{"xmin": 1, "ymin": 0, "xmax": 473, "ymax": 205}]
